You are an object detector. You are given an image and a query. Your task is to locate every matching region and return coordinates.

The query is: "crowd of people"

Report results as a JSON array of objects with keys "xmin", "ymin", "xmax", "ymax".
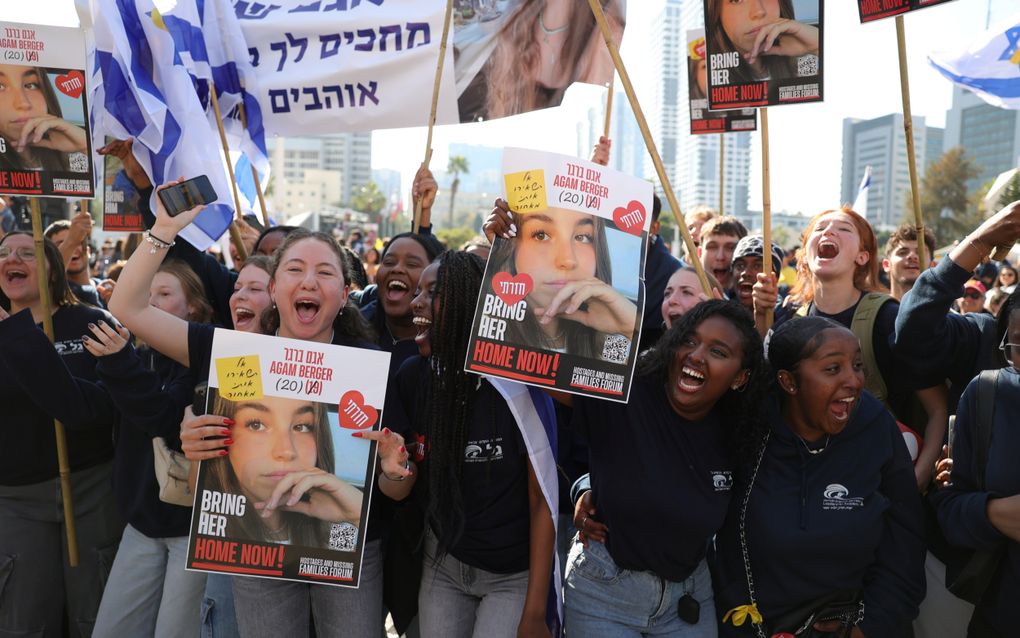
[{"xmin": 0, "ymin": 135, "xmax": 1018, "ymax": 638}]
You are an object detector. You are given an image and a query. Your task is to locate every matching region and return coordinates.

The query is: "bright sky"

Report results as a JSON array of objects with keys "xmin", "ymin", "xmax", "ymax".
[{"xmin": 5, "ymin": 0, "xmax": 1017, "ymax": 217}]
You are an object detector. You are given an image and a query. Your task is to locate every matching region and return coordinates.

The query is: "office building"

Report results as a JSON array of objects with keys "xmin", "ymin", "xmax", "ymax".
[{"xmin": 943, "ymin": 85, "xmax": 1020, "ymax": 189}]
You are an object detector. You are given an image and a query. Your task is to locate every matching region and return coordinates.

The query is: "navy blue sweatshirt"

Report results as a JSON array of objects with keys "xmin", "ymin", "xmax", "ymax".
[
  {"xmin": 894, "ymin": 257, "xmax": 1000, "ymax": 411},
  {"xmin": 932, "ymin": 368, "xmax": 1020, "ymax": 635},
  {"xmin": 0, "ymin": 306, "xmax": 118, "ymax": 485},
  {"xmin": 713, "ymin": 393, "xmax": 925, "ymax": 638},
  {"xmin": 96, "ymin": 345, "xmax": 195, "ymax": 538}
]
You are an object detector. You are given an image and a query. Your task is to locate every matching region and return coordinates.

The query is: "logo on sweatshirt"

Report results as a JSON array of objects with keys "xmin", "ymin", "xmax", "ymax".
[
  {"xmin": 711, "ymin": 470, "xmax": 733, "ymax": 492},
  {"xmin": 822, "ymin": 483, "xmax": 864, "ymax": 511}
]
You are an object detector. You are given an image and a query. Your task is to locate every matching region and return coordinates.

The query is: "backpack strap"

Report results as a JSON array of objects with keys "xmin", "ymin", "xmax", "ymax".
[
  {"xmin": 850, "ymin": 293, "xmax": 894, "ymax": 404},
  {"xmin": 971, "ymin": 369, "xmax": 999, "ymax": 491}
]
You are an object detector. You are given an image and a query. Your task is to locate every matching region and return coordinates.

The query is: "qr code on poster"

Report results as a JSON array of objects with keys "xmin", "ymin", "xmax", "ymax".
[
  {"xmin": 797, "ymin": 54, "xmax": 818, "ymax": 77},
  {"xmin": 68, "ymin": 152, "xmax": 88, "ymax": 173},
  {"xmin": 328, "ymin": 522, "xmax": 358, "ymax": 552},
  {"xmin": 601, "ymin": 334, "xmax": 631, "ymax": 364}
]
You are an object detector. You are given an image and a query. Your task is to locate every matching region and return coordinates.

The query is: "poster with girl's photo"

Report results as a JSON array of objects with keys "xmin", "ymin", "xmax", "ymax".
[
  {"xmin": 0, "ymin": 22, "xmax": 94, "ymax": 198},
  {"xmin": 687, "ymin": 29, "xmax": 757, "ymax": 135},
  {"xmin": 466, "ymin": 147, "xmax": 650, "ymax": 402},
  {"xmin": 702, "ymin": 0, "xmax": 823, "ymax": 111},
  {"xmin": 857, "ymin": 0, "xmax": 956, "ymax": 23},
  {"xmin": 186, "ymin": 329, "xmax": 391, "ymax": 587}
]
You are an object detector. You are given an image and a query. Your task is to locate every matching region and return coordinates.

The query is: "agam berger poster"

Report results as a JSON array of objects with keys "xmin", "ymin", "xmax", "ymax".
[
  {"xmin": 466, "ymin": 147, "xmax": 650, "ymax": 403},
  {"xmin": 186, "ymin": 329, "xmax": 390, "ymax": 587}
]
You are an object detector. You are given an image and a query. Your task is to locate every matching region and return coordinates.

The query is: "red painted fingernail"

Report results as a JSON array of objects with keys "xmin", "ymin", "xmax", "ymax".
[
  {"xmin": 219, "ymin": 450, "xmax": 228, "ymax": 456},
  {"xmin": 223, "ymin": 418, "xmax": 235, "ymax": 425},
  {"xmin": 220, "ymin": 429, "xmax": 231, "ymax": 436},
  {"xmin": 399, "ymin": 446, "xmax": 406, "ymax": 453},
  {"xmin": 383, "ymin": 427, "xmax": 391, "ymax": 435},
  {"xmin": 223, "ymin": 439, "xmax": 233, "ymax": 445},
  {"xmin": 351, "ymin": 431, "xmax": 363, "ymax": 438}
]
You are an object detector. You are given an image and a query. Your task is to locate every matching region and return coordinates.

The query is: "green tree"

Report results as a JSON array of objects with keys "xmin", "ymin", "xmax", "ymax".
[
  {"xmin": 446, "ymin": 155, "xmax": 470, "ymax": 227},
  {"xmin": 998, "ymin": 172, "xmax": 1020, "ymax": 210},
  {"xmin": 350, "ymin": 181, "xmax": 386, "ymax": 218},
  {"xmin": 912, "ymin": 147, "xmax": 983, "ymax": 247},
  {"xmin": 435, "ymin": 226, "xmax": 477, "ymax": 250}
]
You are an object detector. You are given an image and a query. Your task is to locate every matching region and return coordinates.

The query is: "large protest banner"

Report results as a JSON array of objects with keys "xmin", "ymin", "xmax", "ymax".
[
  {"xmin": 466, "ymin": 148, "xmax": 649, "ymax": 402},
  {"xmin": 703, "ymin": 0, "xmax": 823, "ymax": 111},
  {"xmin": 187, "ymin": 329, "xmax": 390, "ymax": 587},
  {"xmin": 236, "ymin": 0, "xmax": 626, "ymax": 133},
  {"xmin": 687, "ymin": 29, "xmax": 756, "ymax": 135},
  {"xmin": 0, "ymin": 22, "xmax": 94, "ymax": 198},
  {"xmin": 858, "ymin": 0, "xmax": 956, "ymax": 23}
]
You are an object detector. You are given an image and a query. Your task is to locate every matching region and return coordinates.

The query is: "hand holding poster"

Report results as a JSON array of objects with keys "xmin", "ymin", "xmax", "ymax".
[
  {"xmin": 187, "ymin": 329, "xmax": 391, "ymax": 587},
  {"xmin": 858, "ymin": 0, "xmax": 956, "ymax": 23},
  {"xmin": 703, "ymin": 0, "xmax": 823, "ymax": 110},
  {"xmin": 687, "ymin": 29, "xmax": 757, "ymax": 134},
  {"xmin": 467, "ymin": 148, "xmax": 650, "ymax": 402},
  {"xmin": 0, "ymin": 22, "xmax": 93, "ymax": 198},
  {"xmin": 102, "ymin": 138, "xmax": 143, "ymax": 231}
]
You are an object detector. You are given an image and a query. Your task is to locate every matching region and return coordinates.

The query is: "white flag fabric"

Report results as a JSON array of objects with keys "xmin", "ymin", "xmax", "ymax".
[
  {"xmin": 853, "ymin": 165, "xmax": 871, "ymax": 220},
  {"xmin": 928, "ymin": 11, "xmax": 1020, "ymax": 110}
]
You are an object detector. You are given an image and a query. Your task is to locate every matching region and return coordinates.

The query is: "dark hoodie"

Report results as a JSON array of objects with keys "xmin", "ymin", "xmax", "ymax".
[{"xmin": 713, "ymin": 392, "xmax": 925, "ymax": 638}]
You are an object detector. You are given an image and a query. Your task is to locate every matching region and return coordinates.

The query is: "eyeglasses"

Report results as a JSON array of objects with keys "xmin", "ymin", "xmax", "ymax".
[
  {"xmin": 964, "ymin": 291, "xmax": 983, "ymax": 300},
  {"xmin": 0, "ymin": 246, "xmax": 36, "ymax": 261},
  {"xmin": 1000, "ymin": 332, "xmax": 1019, "ymax": 358}
]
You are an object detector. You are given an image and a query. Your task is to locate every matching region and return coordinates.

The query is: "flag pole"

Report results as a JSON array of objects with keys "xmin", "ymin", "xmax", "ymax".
[
  {"xmin": 237, "ymin": 102, "xmax": 271, "ymax": 228},
  {"xmin": 209, "ymin": 81, "xmax": 249, "ymax": 261},
  {"xmin": 29, "ymin": 198, "xmax": 79, "ymax": 566},
  {"xmin": 718, "ymin": 137, "xmax": 725, "ymax": 215},
  {"xmin": 603, "ymin": 81, "xmax": 614, "ymax": 139},
  {"xmin": 895, "ymin": 16, "xmax": 928, "ymax": 268},
  {"xmin": 586, "ymin": 0, "xmax": 713, "ymax": 295},
  {"xmin": 413, "ymin": 0, "xmax": 454, "ymax": 234},
  {"xmin": 761, "ymin": 107, "xmax": 773, "ymax": 331}
]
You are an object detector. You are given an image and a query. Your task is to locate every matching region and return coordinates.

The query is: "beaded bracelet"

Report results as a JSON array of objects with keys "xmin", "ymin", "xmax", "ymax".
[{"xmin": 144, "ymin": 230, "xmax": 176, "ymax": 254}]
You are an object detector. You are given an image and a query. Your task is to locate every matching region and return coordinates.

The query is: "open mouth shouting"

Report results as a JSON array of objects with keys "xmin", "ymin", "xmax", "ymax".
[
  {"xmin": 294, "ymin": 297, "xmax": 321, "ymax": 325},
  {"xmin": 829, "ymin": 395, "xmax": 856, "ymax": 423},
  {"xmin": 412, "ymin": 314, "xmax": 431, "ymax": 347},
  {"xmin": 816, "ymin": 240, "xmax": 840, "ymax": 260},
  {"xmin": 677, "ymin": 365, "xmax": 706, "ymax": 393},
  {"xmin": 233, "ymin": 306, "xmax": 258, "ymax": 331},
  {"xmin": 385, "ymin": 278, "xmax": 410, "ymax": 303}
]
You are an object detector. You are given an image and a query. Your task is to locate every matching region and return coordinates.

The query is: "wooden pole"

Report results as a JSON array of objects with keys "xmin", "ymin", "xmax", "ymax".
[
  {"xmin": 29, "ymin": 198, "xmax": 79, "ymax": 566},
  {"xmin": 761, "ymin": 108, "xmax": 774, "ymax": 331},
  {"xmin": 718, "ymin": 136, "xmax": 725, "ymax": 215},
  {"xmin": 209, "ymin": 81, "xmax": 249, "ymax": 262},
  {"xmin": 237, "ymin": 102, "xmax": 271, "ymax": 228},
  {"xmin": 586, "ymin": 0, "xmax": 713, "ymax": 294},
  {"xmin": 413, "ymin": 0, "xmax": 454, "ymax": 234},
  {"xmin": 603, "ymin": 81, "xmax": 614, "ymax": 139},
  {"xmin": 895, "ymin": 16, "xmax": 927, "ymax": 269}
]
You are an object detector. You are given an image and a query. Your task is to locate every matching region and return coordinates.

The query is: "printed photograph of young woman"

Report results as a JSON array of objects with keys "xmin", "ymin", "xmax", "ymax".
[
  {"xmin": 455, "ymin": 0, "xmax": 626, "ymax": 122},
  {"xmin": 202, "ymin": 390, "xmax": 367, "ymax": 549}
]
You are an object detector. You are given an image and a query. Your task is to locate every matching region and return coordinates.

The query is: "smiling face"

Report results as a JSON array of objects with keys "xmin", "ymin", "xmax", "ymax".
[
  {"xmin": 718, "ymin": 0, "xmax": 781, "ymax": 57},
  {"xmin": 410, "ymin": 262, "xmax": 439, "ymax": 358},
  {"xmin": 805, "ymin": 211, "xmax": 868, "ymax": 283},
  {"xmin": 149, "ymin": 272, "xmax": 193, "ymax": 320},
  {"xmin": 998, "ymin": 267, "xmax": 1017, "ymax": 288},
  {"xmin": 662, "ymin": 269, "xmax": 703, "ymax": 328},
  {"xmin": 779, "ymin": 328, "xmax": 864, "ymax": 442},
  {"xmin": 731, "ymin": 254, "xmax": 763, "ymax": 309},
  {"xmin": 514, "ymin": 208, "xmax": 598, "ymax": 309},
  {"xmin": 0, "ymin": 233, "xmax": 40, "ymax": 305},
  {"xmin": 960, "ymin": 287, "xmax": 985, "ymax": 314},
  {"xmin": 0, "ymin": 65, "xmax": 49, "ymax": 147},
  {"xmin": 228, "ymin": 396, "xmax": 320, "ymax": 504},
  {"xmin": 883, "ymin": 239, "xmax": 921, "ymax": 288},
  {"xmin": 48, "ymin": 228, "xmax": 86, "ymax": 277},
  {"xmin": 667, "ymin": 315, "xmax": 749, "ymax": 420},
  {"xmin": 270, "ymin": 238, "xmax": 347, "ymax": 343},
  {"xmin": 699, "ymin": 232, "xmax": 741, "ymax": 289},
  {"xmin": 230, "ymin": 264, "xmax": 272, "ymax": 333},
  {"xmin": 375, "ymin": 237, "xmax": 430, "ymax": 323}
]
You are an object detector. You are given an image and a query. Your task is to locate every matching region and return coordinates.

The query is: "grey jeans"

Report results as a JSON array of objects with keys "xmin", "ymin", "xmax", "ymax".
[
  {"xmin": 418, "ymin": 531, "xmax": 529, "ymax": 638},
  {"xmin": 0, "ymin": 462, "xmax": 124, "ymax": 638},
  {"xmin": 231, "ymin": 538, "xmax": 384, "ymax": 638}
]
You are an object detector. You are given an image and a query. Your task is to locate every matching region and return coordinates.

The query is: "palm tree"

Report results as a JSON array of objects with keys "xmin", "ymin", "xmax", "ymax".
[{"xmin": 447, "ymin": 155, "xmax": 470, "ymax": 227}]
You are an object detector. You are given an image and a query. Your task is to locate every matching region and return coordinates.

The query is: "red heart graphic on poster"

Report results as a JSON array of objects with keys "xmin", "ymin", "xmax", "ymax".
[
  {"xmin": 338, "ymin": 390, "xmax": 378, "ymax": 430},
  {"xmin": 55, "ymin": 71, "xmax": 85, "ymax": 99},
  {"xmin": 492, "ymin": 271, "xmax": 533, "ymax": 307},
  {"xmin": 613, "ymin": 200, "xmax": 646, "ymax": 236}
]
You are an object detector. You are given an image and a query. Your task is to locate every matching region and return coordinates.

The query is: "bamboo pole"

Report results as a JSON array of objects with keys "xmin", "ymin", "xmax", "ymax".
[
  {"xmin": 603, "ymin": 81, "xmax": 614, "ymax": 139},
  {"xmin": 586, "ymin": 0, "xmax": 712, "ymax": 294},
  {"xmin": 413, "ymin": 0, "xmax": 454, "ymax": 234},
  {"xmin": 718, "ymin": 136, "xmax": 725, "ymax": 215},
  {"xmin": 895, "ymin": 16, "xmax": 927, "ymax": 269},
  {"xmin": 237, "ymin": 102, "xmax": 271, "ymax": 228},
  {"xmin": 209, "ymin": 81, "xmax": 249, "ymax": 262},
  {"xmin": 761, "ymin": 108, "xmax": 773, "ymax": 331},
  {"xmin": 29, "ymin": 198, "xmax": 79, "ymax": 566}
]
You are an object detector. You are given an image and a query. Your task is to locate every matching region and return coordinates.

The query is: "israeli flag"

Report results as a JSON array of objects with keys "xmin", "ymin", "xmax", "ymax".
[
  {"xmin": 87, "ymin": 0, "xmax": 235, "ymax": 250},
  {"xmin": 929, "ymin": 11, "xmax": 1020, "ymax": 110},
  {"xmin": 853, "ymin": 165, "xmax": 871, "ymax": 220}
]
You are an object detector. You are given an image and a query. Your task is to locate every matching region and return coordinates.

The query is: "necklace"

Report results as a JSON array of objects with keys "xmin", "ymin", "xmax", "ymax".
[
  {"xmin": 797, "ymin": 434, "xmax": 830, "ymax": 455},
  {"xmin": 538, "ymin": 10, "xmax": 568, "ymax": 65}
]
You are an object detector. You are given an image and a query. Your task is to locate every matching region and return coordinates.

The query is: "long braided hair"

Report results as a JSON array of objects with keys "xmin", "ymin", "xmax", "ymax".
[{"xmin": 420, "ymin": 251, "xmax": 486, "ymax": 556}]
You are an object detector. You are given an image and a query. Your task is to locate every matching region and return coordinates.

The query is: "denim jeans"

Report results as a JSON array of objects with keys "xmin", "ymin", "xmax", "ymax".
[
  {"xmin": 231, "ymin": 538, "xmax": 384, "ymax": 638},
  {"xmin": 201, "ymin": 574, "xmax": 239, "ymax": 638},
  {"xmin": 93, "ymin": 524, "xmax": 207, "ymax": 638},
  {"xmin": 417, "ymin": 530, "xmax": 529, "ymax": 638},
  {"xmin": 564, "ymin": 538, "xmax": 717, "ymax": 637}
]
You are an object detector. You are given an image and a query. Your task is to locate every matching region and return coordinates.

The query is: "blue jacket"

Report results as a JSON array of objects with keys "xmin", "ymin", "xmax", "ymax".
[
  {"xmin": 932, "ymin": 368, "xmax": 1020, "ymax": 635},
  {"xmin": 713, "ymin": 393, "xmax": 925, "ymax": 638}
]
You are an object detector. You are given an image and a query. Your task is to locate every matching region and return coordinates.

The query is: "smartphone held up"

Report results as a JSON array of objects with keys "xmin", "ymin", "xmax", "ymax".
[{"xmin": 158, "ymin": 176, "xmax": 218, "ymax": 217}]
